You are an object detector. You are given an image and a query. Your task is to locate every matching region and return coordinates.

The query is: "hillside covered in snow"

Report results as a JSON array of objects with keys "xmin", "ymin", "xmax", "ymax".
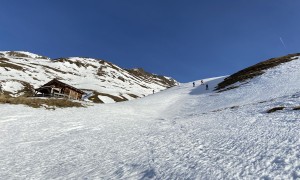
[
  {"xmin": 0, "ymin": 51, "xmax": 178, "ymax": 103},
  {"xmin": 1, "ymin": 53, "xmax": 300, "ymax": 179}
]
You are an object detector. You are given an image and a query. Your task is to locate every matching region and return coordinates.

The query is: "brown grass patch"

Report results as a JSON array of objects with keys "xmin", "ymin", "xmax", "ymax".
[
  {"xmin": 217, "ymin": 86, "xmax": 239, "ymax": 93},
  {"xmin": 230, "ymin": 106, "xmax": 239, "ymax": 109},
  {"xmin": 0, "ymin": 61, "xmax": 23, "ymax": 70},
  {"xmin": 216, "ymin": 53, "xmax": 300, "ymax": 91},
  {"xmin": 0, "ymin": 57, "xmax": 9, "ymax": 61},
  {"xmin": 7, "ymin": 51, "xmax": 31, "ymax": 58},
  {"xmin": 126, "ymin": 68, "xmax": 177, "ymax": 88},
  {"xmin": 6, "ymin": 51, "xmax": 48, "ymax": 59},
  {"xmin": 1, "ymin": 80, "xmax": 35, "ymax": 97},
  {"xmin": 53, "ymin": 58, "xmax": 68, "ymax": 62},
  {"xmin": 0, "ymin": 94, "xmax": 83, "ymax": 108},
  {"xmin": 18, "ymin": 81, "xmax": 35, "ymax": 97},
  {"xmin": 107, "ymin": 62, "xmax": 121, "ymax": 71},
  {"xmin": 53, "ymin": 58, "xmax": 98, "ymax": 68},
  {"xmin": 99, "ymin": 60, "xmax": 105, "ymax": 64},
  {"xmin": 97, "ymin": 66, "xmax": 106, "ymax": 76},
  {"xmin": 292, "ymin": 106, "xmax": 300, "ymax": 110},
  {"xmin": 118, "ymin": 76, "xmax": 125, "ymax": 82},
  {"xmin": 88, "ymin": 91, "xmax": 127, "ymax": 103},
  {"xmin": 127, "ymin": 93, "xmax": 139, "ymax": 98},
  {"xmin": 31, "ymin": 63, "xmax": 67, "ymax": 74},
  {"xmin": 266, "ymin": 106, "xmax": 285, "ymax": 113},
  {"xmin": 88, "ymin": 92, "xmax": 103, "ymax": 103},
  {"xmin": 33, "ymin": 77, "xmax": 40, "ymax": 81},
  {"xmin": 99, "ymin": 93, "xmax": 127, "ymax": 102}
]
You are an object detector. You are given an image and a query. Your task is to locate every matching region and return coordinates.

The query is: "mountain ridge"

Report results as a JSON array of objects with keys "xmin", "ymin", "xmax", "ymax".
[
  {"xmin": 216, "ymin": 53, "xmax": 300, "ymax": 92},
  {"xmin": 0, "ymin": 51, "xmax": 178, "ymax": 103}
]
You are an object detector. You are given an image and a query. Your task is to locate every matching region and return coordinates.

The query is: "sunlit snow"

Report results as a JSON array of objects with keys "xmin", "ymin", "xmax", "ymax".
[
  {"xmin": 1, "ymin": 80, "xmax": 24, "ymax": 94},
  {"xmin": 98, "ymin": 95, "xmax": 115, "ymax": 104},
  {"xmin": 1, "ymin": 58, "xmax": 300, "ymax": 179}
]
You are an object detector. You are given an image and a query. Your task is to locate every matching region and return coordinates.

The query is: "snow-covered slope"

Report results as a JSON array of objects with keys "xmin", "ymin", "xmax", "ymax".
[
  {"xmin": 1, "ymin": 55, "xmax": 300, "ymax": 179},
  {"xmin": 0, "ymin": 51, "xmax": 178, "ymax": 102}
]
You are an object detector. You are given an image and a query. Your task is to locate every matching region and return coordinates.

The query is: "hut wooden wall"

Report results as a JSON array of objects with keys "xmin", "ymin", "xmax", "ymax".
[{"xmin": 64, "ymin": 87, "xmax": 82, "ymax": 100}]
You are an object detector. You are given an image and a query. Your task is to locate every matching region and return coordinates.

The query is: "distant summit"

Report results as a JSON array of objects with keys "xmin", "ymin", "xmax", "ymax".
[{"xmin": 0, "ymin": 51, "xmax": 49, "ymax": 59}]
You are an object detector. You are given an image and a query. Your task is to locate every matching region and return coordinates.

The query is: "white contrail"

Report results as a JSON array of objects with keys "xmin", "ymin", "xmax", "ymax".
[{"xmin": 279, "ymin": 37, "xmax": 287, "ymax": 49}]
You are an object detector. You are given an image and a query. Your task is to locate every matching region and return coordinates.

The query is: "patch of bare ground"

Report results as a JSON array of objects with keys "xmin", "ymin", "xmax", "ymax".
[
  {"xmin": 53, "ymin": 58, "xmax": 98, "ymax": 68},
  {"xmin": 292, "ymin": 106, "xmax": 300, "ymax": 110},
  {"xmin": 125, "ymin": 68, "xmax": 177, "ymax": 87},
  {"xmin": 0, "ymin": 61, "xmax": 23, "ymax": 71},
  {"xmin": 127, "ymin": 93, "xmax": 140, "ymax": 98},
  {"xmin": 266, "ymin": 106, "xmax": 285, "ymax": 113},
  {"xmin": 7, "ymin": 51, "xmax": 31, "ymax": 58},
  {"xmin": 216, "ymin": 53, "xmax": 300, "ymax": 91},
  {"xmin": 31, "ymin": 63, "xmax": 67, "ymax": 74},
  {"xmin": 22, "ymin": 83, "xmax": 35, "ymax": 96},
  {"xmin": 11, "ymin": 80, "xmax": 35, "ymax": 97},
  {"xmin": 0, "ymin": 57, "xmax": 9, "ymax": 61}
]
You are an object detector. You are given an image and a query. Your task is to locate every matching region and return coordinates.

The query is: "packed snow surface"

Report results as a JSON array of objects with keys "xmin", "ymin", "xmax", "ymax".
[
  {"xmin": 98, "ymin": 95, "xmax": 115, "ymax": 104},
  {"xmin": 1, "ymin": 59, "xmax": 300, "ymax": 179},
  {"xmin": 1, "ymin": 81, "xmax": 24, "ymax": 94}
]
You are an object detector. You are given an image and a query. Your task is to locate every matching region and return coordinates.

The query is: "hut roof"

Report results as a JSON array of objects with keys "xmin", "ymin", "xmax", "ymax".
[{"xmin": 37, "ymin": 78, "xmax": 85, "ymax": 94}]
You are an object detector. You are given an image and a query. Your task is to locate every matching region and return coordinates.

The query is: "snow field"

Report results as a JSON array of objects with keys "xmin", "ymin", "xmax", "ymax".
[
  {"xmin": 98, "ymin": 95, "xmax": 115, "ymax": 103},
  {"xmin": 1, "ymin": 81, "xmax": 24, "ymax": 94},
  {"xmin": 1, "ymin": 58, "xmax": 300, "ymax": 179}
]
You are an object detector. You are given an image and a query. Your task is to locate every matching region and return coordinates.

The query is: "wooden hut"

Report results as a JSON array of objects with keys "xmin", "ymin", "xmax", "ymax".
[{"xmin": 35, "ymin": 79, "xmax": 85, "ymax": 100}]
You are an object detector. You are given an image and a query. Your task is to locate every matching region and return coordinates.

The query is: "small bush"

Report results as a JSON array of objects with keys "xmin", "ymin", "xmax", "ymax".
[{"xmin": 266, "ymin": 106, "xmax": 285, "ymax": 113}]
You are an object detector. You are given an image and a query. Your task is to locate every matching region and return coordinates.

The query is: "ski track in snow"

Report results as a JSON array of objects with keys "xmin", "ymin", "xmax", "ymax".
[{"xmin": 1, "ymin": 59, "xmax": 300, "ymax": 179}]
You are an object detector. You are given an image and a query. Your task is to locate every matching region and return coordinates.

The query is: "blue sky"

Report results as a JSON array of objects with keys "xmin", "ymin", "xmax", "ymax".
[{"xmin": 0, "ymin": 0, "xmax": 299, "ymax": 82}]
